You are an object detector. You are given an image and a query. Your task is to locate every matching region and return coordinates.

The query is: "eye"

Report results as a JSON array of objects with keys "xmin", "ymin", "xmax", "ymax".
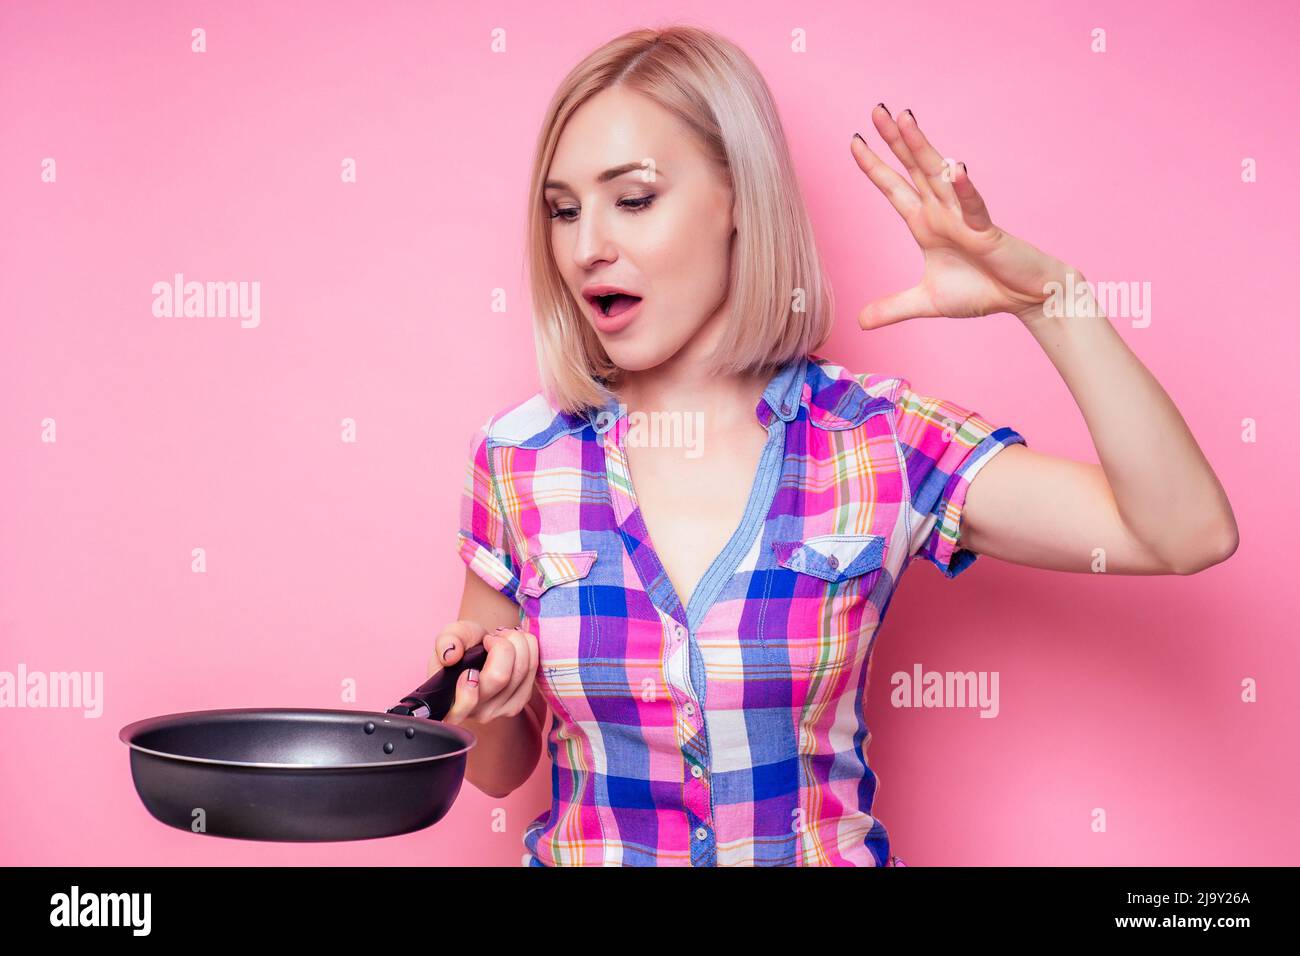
[
  {"xmin": 618, "ymin": 194, "xmax": 655, "ymax": 212},
  {"xmin": 547, "ymin": 194, "xmax": 656, "ymax": 222}
]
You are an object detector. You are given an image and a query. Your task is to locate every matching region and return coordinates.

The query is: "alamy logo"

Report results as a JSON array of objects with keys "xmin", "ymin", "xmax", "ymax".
[
  {"xmin": 1041, "ymin": 271, "xmax": 1152, "ymax": 327},
  {"xmin": 49, "ymin": 885, "xmax": 151, "ymax": 936},
  {"xmin": 151, "ymin": 272, "xmax": 261, "ymax": 328},
  {"xmin": 593, "ymin": 403, "xmax": 705, "ymax": 458},
  {"xmin": 890, "ymin": 663, "xmax": 1000, "ymax": 717},
  {"xmin": 0, "ymin": 664, "xmax": 102, "ymax": 717}
]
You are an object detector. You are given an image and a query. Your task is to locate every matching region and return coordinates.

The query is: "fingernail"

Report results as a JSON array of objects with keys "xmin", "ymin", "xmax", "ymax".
[
  {"xmin": 876, "ymin": 102, "xmax": 889, "ymax": 116},
  {"xmin": 494, "ymin": 625, "xmax": 511, "ymax": 632},
  {"xmin": 466, "ymin": 669, "xmax": 479, "ymax": 686},
  {"xmin": 960, "ymin": 162, "xmax": 968, "ymax": 175},
  {"xmin": 903, "ymin": 108, "xmax": 915, "ymax": 121},
  {"xmin": 853, "ymin": 131, "xmax": 864, "ymax": 143},
  {"xmin": 442, "ymin": 645, "xmax": 455, "ymax": 661}
]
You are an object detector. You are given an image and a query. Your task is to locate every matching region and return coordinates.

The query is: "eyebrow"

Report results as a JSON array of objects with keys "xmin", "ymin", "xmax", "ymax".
[{"xmin": 544, "ymin": 161, "xmax": 665, "ymax": 192}]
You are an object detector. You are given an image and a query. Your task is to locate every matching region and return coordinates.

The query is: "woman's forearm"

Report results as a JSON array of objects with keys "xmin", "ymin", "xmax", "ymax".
[
  {"xmin": 1017, "ymin": 274, "xmax": 1238, "ymax": 568},
  {"xmin": 460, "ymin": 701, "xmax": 545, "ymax": 800}
]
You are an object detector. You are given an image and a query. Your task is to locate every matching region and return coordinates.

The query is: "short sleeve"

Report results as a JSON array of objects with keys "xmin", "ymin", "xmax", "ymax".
[
  {"xmin": 456, "ymin": 422, "xmax": 524, "ymax": 605},
  {"xmin": 891, "ymin": 378, "xmax": 1027, "ymax": 578}
]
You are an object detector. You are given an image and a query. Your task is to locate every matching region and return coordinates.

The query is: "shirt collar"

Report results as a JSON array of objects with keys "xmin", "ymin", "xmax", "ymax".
[
  {"xmin": 755, "ymin": 354, "xmax": 809, "ymax": 426},
  {"xmin": 585, "ymin": 355, "xmax": 809, "ymax": 434}
]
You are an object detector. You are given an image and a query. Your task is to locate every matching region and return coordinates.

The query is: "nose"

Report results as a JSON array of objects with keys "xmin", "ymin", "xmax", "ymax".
[{"xmin": 571, "ymin": 204, "xmax": 617, "ymax": 270}]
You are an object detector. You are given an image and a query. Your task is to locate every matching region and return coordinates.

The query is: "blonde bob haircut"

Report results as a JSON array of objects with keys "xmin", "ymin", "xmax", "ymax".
[{"xmin": 526, "ymin": 24, "xmax": 835, "ymax": 416}]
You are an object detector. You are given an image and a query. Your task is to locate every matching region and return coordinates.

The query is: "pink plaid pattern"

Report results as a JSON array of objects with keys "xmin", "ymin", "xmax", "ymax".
[{"xmin": 457, "ymin": 353, "xmax": 1025, "ymax": 866}]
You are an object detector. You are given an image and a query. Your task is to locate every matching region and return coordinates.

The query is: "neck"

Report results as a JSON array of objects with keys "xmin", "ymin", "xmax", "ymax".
[
  {"xmin": 618, "ymin": 364, "xmax": 770, "ymax": 431},
  {"xmin": 611, "ymin": 307, "xmax": 773, "ymax": 430}
]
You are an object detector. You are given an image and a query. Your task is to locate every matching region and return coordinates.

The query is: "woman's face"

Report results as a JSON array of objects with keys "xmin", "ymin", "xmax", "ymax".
[{"xmin": 544, "ymin": 87, "xmax": 736, "ymax": 373}]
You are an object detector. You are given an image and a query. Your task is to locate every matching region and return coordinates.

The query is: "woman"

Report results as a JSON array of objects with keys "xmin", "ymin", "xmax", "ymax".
[{"xmin": 430, "ymin": 26, "xmax": 1238, "ymax": 867}]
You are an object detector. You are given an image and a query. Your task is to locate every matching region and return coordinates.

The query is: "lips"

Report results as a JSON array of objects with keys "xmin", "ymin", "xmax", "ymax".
[
  {"xmin": 594, "ymin": 293, "xmax": 640, "ymax": 317},
  {"xmin": 580, "ymin": 291, "xmax": 640, "ymax": 333},
  {"xmin": 582, "ymin": 284, "xmax": 644, "ymax": 333},
  {"xmin": 582, "ymin": 285, "xmax": 642, "ymax": 314}
]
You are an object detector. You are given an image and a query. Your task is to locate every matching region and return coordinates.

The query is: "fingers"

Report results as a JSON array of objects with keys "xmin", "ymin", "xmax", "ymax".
[
  {"xmin": 491, "ymin": 630, "xmax": 539, "ymax": 719},
  {"xmin": 871, "ymin": 104, "xmax": 935, "ymax": 201},
  {"xmin": 893, "ymin": 108, "xmax": 958, "ymax": 205},
  {"xmin": 429, "ymin": 619, "xmax": 487, "ymax": 677},
  {"xmin": 859, "ymin": 104, "xmax": 993, "ymax": 240},
  {"xmin": 474, "ymin": 628, "xmax": 534, "ymax": 722},
  {"xmin": 858, "ymin": 284, "xmax": 940, "ymax": 330},
  {"xmin": 951, "ymin": 162, "xmax": 993, "ymax": 231},
  {"xmin": 443, "ymin": 667, "xmax": 482, "ymax": 726},
  {"xmin": 443, "ymin": 625, "xmax": 538, "ymax": 725},
  {"xmin": 850, "ymin": 131, "xmax": 921, "ymax": 219}
]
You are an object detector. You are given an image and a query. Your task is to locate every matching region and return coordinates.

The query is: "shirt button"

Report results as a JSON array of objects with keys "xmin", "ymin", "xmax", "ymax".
[
  {"xmin": 691, "ymin": 765, "xmax": 703, "ymax": 778},
  {"xmin": 684, "ymin": 703, "xmax": 694, "ymax": 715},
  {"xmin": 780, "ymin": 401, "xmax": 792, "ymax": 416},
  {"xmin": 696, "ymin": 827, "xmax": 708, "ymax": 841},
  {"xmin": 675, "ymin": 625, "xmax": 685, "ymax": 639},
  {"xmin": 827, "ymin": 554, "xmax": 839, "ymax": 569}
]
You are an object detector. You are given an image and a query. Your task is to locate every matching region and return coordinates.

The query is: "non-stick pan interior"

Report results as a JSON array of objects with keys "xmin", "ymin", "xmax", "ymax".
[{"xmin": 123, "ymin": 708, "xmax": 472, "ymax": 767}]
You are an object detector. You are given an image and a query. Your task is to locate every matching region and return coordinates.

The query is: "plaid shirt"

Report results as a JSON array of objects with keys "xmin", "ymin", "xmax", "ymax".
[{"xmin": 457, "ymin": 353, "xmax": 1026, "ymax": 866}]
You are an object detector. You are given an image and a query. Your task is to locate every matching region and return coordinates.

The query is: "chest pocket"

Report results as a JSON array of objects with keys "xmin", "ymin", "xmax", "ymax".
[
  {"xmin": 518, "ymin": 550, "xmax": 598, "ymax": 598},
  {"xmin": 774, "ymin": 534, "xmax": 886, "ymax": 582},
  {"xmin": 769, "ymin": 533, "xmax": 889, "ymax": 674}
]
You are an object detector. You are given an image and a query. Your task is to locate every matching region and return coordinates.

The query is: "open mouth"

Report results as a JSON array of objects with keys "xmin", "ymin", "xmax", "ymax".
[{"xmin": 592, "ymin": 293, "xmax": 642, "ymax": 318}]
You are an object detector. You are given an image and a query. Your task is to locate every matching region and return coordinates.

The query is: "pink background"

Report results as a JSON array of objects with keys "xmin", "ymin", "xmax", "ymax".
[{"xmin": 2, "ymin": 0, "xmax": 1296, "ymax": 866}]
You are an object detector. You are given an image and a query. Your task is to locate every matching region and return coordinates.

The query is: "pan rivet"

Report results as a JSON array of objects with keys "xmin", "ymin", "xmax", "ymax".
[
  {"xmin": 364, "ymin": 721, "xmax": 376, "ymax": 734},
  {"xmin": 383, "ymin": 742, "xmax": 395, "ymax": 754},
  {"xmin": 405, "ymin": 727, "xmax": 416, "ymax": 738}
]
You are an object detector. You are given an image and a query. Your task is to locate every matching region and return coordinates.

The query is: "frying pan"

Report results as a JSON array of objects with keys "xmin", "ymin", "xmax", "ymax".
[{"xmin": 118, "ymin": 645, "xmax": 488, "ymax": 842}]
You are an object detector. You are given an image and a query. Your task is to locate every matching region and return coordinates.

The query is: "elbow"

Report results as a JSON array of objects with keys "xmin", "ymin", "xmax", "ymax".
[
  {"xmin": 1218, "ymin": 521, "xmax": 1240, "ymax": 563},
  {"xmin": 1171, "ymin": 521, "xmax": 1239, "ymax": 575},
  {"xmin": 469, "ymin": 776, "xmax": 518, "ymax": 800}
]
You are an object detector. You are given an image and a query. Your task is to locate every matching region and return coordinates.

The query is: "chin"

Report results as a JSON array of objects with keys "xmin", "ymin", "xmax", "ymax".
[
  {"xmin": 604, "ymin": 319, "xmax": 701, "ymax": 371},
  {"xmin": 599, "ymin": 339, "xmax": 675, "ymax": 374}
]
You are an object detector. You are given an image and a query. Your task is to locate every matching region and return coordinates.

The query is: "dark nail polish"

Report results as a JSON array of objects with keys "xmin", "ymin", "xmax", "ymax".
[
  {"xmin": 960, "ymin": 162, "xmax": 968, "ymax": 175},
  {"xmin": 853, "ymin": 131, "xmax": 864, "ymax": 143},
  {"xmin": 442, "ymin": 645, "xmax": 454, "ymax": 661},
  {"xmin": 903, "ymin": 109, "xmax": 915, "ymax": 121},
  {"xmin": 876, "ymin": 102, "xmax": 890, "ymax": 116}
]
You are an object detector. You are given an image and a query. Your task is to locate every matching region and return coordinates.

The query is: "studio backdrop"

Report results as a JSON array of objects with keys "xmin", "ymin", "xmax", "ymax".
[{"xmin": 1, "ymin": 0, "xmax": 1295, "ymax": 866}]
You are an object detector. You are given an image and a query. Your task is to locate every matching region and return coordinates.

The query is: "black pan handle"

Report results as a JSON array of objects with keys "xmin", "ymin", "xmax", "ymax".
[{"xmin": 387, "ymin": 643, "xmax": 490, "ymax": 721}]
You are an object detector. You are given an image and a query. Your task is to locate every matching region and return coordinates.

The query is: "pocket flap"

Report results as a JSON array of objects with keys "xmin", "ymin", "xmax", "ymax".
[
  {"xmin": 518, "ymin": 550, "xmax": 598, "ymax": 598},
  {"xmin": 773, "ymin": 534, "xmax": 886, "ymax": 583}
]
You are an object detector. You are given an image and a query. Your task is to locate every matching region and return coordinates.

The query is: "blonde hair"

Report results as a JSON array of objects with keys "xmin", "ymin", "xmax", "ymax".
[{"xmin": 526, "ymin": 24, "xmax": 835, "ymax": 415}]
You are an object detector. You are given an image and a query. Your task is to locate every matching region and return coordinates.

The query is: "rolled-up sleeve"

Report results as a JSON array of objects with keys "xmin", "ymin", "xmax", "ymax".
[
  {"xmin": 892, "ymin": 378, "xmax": 1027, "ymax": 578},
  {"xmin": 457, "ymin": 422, "xmax": 524, "ymax": 605}
]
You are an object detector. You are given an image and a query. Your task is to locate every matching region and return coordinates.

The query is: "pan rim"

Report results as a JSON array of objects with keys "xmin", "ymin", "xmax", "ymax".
[{"xmin": 117, "ymin": 706, "xmax": 476, "ymax": 770}]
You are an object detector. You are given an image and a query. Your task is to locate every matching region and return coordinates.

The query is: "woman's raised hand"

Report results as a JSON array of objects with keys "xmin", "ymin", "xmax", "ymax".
[
  {"xmin": 428, "ymin": 620, "xmax": 538, "ymax": 726},
  {"xmin": 849, "ymin": 103, "xmax": 1075, "ymax": 328}
]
